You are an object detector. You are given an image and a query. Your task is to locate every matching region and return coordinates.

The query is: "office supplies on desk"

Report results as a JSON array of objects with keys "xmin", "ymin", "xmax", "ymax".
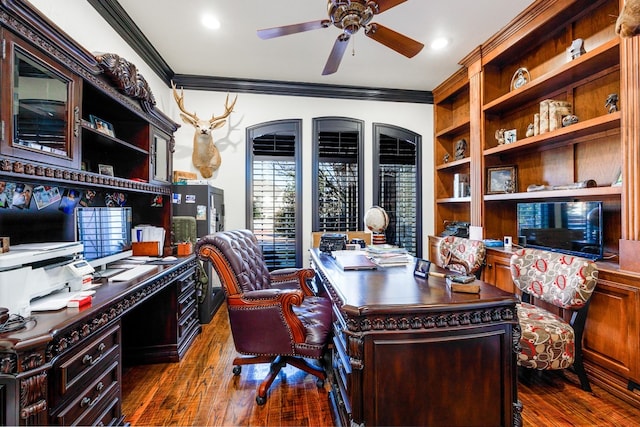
[
  {"xmin": 0, "ymin": 242, "xmax": 85, "ymax": 315},
  {"xmin": 108, "ymin": 264, "xmax": 156, "ymax": 282},
  {"xmin": 332, "ymin": 251, "xmax": 377, "ymax": 271}
]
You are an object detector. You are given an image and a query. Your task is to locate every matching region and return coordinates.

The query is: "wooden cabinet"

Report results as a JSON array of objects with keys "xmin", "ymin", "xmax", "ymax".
[
  {"xmin": 0, "ymin": 257, "xmax": 200, "ymax": 426},
  {"xmin": 479, "ymin": 0, "xmax": 622, "ymax": 250},
  {"xmin": 0, "ymin": 30, "xmax": 81, "ymax": 169},
  {"xmin": 0, "ymin": 1, "xmax": 177, "ymax": 250},
  {"xmin": 433, "ymin": 0, "xmax": 640, "ymax": 405},
  {"xmin": 432, "ymin": 68, "xmax": 472, "ymax": 235},
  {"xmin": 583, "ymin": 268, "xmax": 640, "ymax": 404},
  {"xmin": 122, "ymin": 264, "xmax": 200, "ymax": 364},
  {"xmin": 483, "ymin": 249, "xmax": 516, "ymax": 294},
  {"xmin": 50, "ymin": 323, "xmax": 122, "ymax": 426}
]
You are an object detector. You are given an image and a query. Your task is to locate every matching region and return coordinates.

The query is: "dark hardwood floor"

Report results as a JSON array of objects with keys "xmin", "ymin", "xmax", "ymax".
[{"xmin": 122, "ymin": 303, "xmax": 640, "ymax": 426}]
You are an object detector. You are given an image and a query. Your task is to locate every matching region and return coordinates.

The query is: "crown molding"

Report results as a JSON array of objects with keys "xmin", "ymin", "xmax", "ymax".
[{"xmin": 87, "ymin": 0, "xmax": 432, "ymax": 104}]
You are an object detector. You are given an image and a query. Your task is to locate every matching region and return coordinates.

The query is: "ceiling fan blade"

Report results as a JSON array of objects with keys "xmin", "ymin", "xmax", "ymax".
[
  {"xmin": 365, "ymin": 23, "xmax": 424, "ymax": 58},
  {"xmin": 257, "ymin": 19, "xmax": 331, "ymax": 40},
  {"xmin": 322, "ymin": 33, "xmax": 351, "ymax": 75},
  {"xmin": 373, "ymin": 0, "xmax": 408, "ymax": 14}
]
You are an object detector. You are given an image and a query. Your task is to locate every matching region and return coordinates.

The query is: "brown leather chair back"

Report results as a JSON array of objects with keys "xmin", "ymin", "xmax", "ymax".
[{"xmin": 197, "ymin": 229, "xmax": 271, "ymax": 296}]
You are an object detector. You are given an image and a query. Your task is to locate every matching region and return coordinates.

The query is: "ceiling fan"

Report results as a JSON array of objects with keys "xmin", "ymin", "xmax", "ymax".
[{"xmin": 257, "ymin": 0, "xmax": 424, "ymax": 75}]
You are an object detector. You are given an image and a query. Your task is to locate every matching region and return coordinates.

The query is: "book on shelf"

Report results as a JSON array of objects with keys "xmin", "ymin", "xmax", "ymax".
[{"xmin": 453, "ymin": 173, "xmax": 470, "ymax": 198}]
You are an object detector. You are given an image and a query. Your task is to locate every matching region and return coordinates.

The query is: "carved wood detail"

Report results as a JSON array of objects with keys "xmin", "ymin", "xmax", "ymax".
[
  {"xmin": 343, "ymin": 307, "xmax": 516, "ymax": 333},
  {"xmin": 0, "ymin": 353, "xmax": 17, "ymax": 374},
  {"xmin": 95, "ymin": 52, "xmax": 156, "ymax": 106},
  {"xmin": 0, "ymin": 156, "xmax": 170, "ymax": 194},
  {"xmin": 19, "ymin": 372, "xmax": 47, "ymax": 419}
]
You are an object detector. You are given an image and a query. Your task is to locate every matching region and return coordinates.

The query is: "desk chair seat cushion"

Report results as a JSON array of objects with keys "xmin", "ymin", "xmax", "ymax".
[
  {"xmin": 437, "ymin": 236, "xmax": 486, "ymax": 274},
  {"xmin": 228, "ymin": 291, "xmax": 332, "ymax": 358},
  {"xmin": 517, "ymin": 302, "xmax": 575, "ymax": 370}
]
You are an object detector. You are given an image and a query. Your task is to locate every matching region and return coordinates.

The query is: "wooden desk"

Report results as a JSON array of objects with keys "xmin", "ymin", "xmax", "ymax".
[
  {"xmin": 0, "ymin": 256, "xmax": 200, "ymax": 426},
  {"xmin": 310, "ymin": 249, "xmax": 520, "ymax": 427}
]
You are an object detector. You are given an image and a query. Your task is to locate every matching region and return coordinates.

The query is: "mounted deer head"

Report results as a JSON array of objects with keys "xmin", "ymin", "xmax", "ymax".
[
  {"xmin": 171, "ymin": 82, "xmax": 237, "ymax": 178},
  {"xmin": 616, "ymin": 0, "xmax": 640, "ymax": 38}
]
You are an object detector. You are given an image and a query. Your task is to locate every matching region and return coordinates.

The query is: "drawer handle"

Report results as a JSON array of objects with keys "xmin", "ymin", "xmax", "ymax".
[
  {"xmin": 82, "ymin": 342, "xmax": 106, "ymax": 366},
  {"xmin": 80, "ymin": 382, "xmax": 104, "ymax": 408}
]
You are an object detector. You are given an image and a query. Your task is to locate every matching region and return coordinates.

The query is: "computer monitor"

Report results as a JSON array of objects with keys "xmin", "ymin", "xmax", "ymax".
[{"xmin": 75, "ymin": 206, "xmax": 133, "ymax": 269}]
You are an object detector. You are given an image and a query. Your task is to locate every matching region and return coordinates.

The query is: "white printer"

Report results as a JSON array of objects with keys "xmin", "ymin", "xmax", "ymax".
[{"xmin": 0, "ymin": 242, "xmax": 87, "ymax": 315}]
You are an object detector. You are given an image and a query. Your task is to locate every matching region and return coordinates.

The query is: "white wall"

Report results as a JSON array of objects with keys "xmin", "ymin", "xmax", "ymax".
[{"xmin": 29, "ymin": 0, "xmax": 434, "ymax": 256}]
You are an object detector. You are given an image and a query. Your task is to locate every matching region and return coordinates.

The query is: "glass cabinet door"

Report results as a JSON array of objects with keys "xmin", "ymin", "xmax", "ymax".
[
  {"xmin": 1, "ymin": 33, "xmax": 79, "ymax": 168},
  {"xmin": 151, "ymin": 131, "xmax": 171, "ymax": 183}
]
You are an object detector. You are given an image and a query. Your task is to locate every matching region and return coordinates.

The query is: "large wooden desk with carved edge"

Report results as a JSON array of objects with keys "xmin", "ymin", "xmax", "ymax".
[
  {"xmin": 0, "ymin": 256, "xmax": 200, "ymax": 426},
  {"xmin": 309, "ymin": 249, "xmax": 521, "ymax": 427}
]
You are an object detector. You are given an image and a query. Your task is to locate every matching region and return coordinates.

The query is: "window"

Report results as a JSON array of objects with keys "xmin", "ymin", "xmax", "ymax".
[
  {"xmin": 247, "ymin": 120, "xmax": 302, "ymax": 269},
  {"xmin": 312, "ymin": 117, "xmax": 364, "ymax": 232},
  {"xmin": 373, "ymin": 124, "xmax": 422, "ymax": 257}
]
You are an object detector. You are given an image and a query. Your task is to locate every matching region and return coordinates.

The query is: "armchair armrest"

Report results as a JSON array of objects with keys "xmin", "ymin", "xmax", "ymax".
[
  {"xmin": 227, "ymin": 289, "xmax": 307, "ymax": 343},
  {"xmin": 270, "ymin": 268, "xmax": 316, "ymax": 296}
]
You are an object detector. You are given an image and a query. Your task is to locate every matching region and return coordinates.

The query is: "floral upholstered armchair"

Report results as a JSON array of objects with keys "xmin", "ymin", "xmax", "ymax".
[
  {"xmin": 510, "ymin": 248, "xmax": 598, "ymax": 391},
  {"xmin": 436, "ymin": 236, "xmax": 486, "ymax": 276}
]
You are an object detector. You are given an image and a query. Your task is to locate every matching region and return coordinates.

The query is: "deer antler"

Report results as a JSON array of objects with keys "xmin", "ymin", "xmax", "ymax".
[
  {"xmin": 171, "ymin": 81, "xmax": 200, "ymax": 126},
  {"xmin": 210, "ymin": 93, "xmax": 238, "ymax": 126}
]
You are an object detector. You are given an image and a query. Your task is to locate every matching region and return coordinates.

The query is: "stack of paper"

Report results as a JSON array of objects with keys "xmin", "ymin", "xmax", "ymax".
[
  {"xmin": 366, "ymin": 245, "xmax": 411, "ymax": 267},
  {"xmin": 331, "ymin": 250, "xmax": 377, "ymax": 271},
  {"xmin": 132, "ymin": 225, "xmax": 165, "ymax": 256}
]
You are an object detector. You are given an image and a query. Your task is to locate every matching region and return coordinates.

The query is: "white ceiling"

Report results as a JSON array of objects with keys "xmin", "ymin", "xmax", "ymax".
[{"xmin": 116, "ymin": 0, "xmax": 535, "ymax": 92}]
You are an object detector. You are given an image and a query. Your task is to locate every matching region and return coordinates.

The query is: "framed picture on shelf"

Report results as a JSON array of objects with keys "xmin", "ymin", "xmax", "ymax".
[
  {"xmin": 98, "ymin": 164, "xmax": 114, "ymax": 177},
  {"xmin": 414, "ymin": 258, "xmax": 431, "ymax": 278},
  {"xmin": 89, "ymin": 114, "xmax": 115, "ymax": 137},
  {"xmin": 487, "ymin": 166, "xmax": 517, "ymax": 194},
  {"xmin": 503, "ymin": 129, "xmax": 517, "ymax": 144}
]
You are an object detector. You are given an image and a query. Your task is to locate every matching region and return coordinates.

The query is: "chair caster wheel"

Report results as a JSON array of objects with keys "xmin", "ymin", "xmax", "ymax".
[
  {"xmin": 316, "ymin": 378, "xmax": 325, "ymax": 388},
  {"xmin": 232, "ymin": 366, "xmax": 241, "ymax": 376},
  {"xmin": 256, "ymin": 395, "xmax": 266, "ymax": 405}
]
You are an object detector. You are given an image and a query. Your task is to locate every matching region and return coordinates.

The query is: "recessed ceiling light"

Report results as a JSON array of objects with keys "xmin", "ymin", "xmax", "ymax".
[
  {"xmin": 201, "ymin": 14, "xmax": 221, "ymax": 30},
  {"xmin": 431, "ymin": 37, "xmax": 449, "ymax": 50}
]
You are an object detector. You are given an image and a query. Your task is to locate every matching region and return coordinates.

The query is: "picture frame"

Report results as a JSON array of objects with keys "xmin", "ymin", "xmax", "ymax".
[
  {"xmin": 487, "ymin": 166, "xmax": 517, "ymax": 194},
  {"xmin": 98, "ymin": 164, "xmax": 114, "ymax": 176},
  {"xmin": 414, "ymin": 258, "xmax": 431, "ymax": 278},
  {"xmin": 89, "ymin": 114, "xmax": 115, "ymax": 137},
  {"xmin": 503, "ymin": 129, "xmax": 517, "ymax": 144}
]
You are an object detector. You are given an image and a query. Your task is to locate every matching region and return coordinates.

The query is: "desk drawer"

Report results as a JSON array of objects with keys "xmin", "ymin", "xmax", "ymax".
[
  {"xmin": 332, "ymin": 335, "xmax": 352, "ymax": 393},
  {"xmin": 177, "ymin": 272, "xmax": 196, "ymax": 296},
  {"xmin": 178, "ymin": 305, "xmax": 199, "ymax": 342},
  {"xmin": 55, "ymin": 323, "xmax": 120, "ymax": 397},
  {"xmin": 178, "ymin": 280, "xmax": 197, "ymax": 318},
  {"xmin": 53, "ymin": 359, "xmax": 120, "ymax": 426}
]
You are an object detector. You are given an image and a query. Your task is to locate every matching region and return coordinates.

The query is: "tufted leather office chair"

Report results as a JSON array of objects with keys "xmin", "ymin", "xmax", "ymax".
[
  {"xmin": 510, "ymin": 248, "xmax": 598, "ymax": 391},
  {"xmin": 195, "ymin": 229, "xmax": 332, "ymax": 405},
  {"xmin": 436, "ymin": 235, "xmax": 486, "ymax": 277}
]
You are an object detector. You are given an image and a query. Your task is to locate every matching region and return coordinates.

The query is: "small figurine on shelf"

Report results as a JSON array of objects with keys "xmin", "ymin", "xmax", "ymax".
[
  {"xmin": 443, "ymin": 153, "xmax": 450, "ymax": 163},
  {"xmin": 454, "ymin": 139, "xmax": 467, "ymax": 160},
  {"xmin": 526, "ymin": 123, "xmax": 534, "ymax": 137},
  {"xmin": 605, "ymin": 93, "xmax": 619, "ymax": 113},
  {"xmin": 568, "ymin": 38, "xmax": 586, "ymax": 60},
  {"xmin": 562, "ymin": 114, "xmax": 579, "ymax": 127},
  {"xmin": 495, "ymin": 129, "xmax": 506, "ymax": 145}
]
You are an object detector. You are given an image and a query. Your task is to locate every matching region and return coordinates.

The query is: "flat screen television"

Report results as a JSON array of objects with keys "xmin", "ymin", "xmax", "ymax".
[
  {"xmin": 517, "ymin": 201, "xmax": 603, "ymax": 260},
  {"xmin": 75, "ymin": 207, "xmax": 133, "ymax": 268}
]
